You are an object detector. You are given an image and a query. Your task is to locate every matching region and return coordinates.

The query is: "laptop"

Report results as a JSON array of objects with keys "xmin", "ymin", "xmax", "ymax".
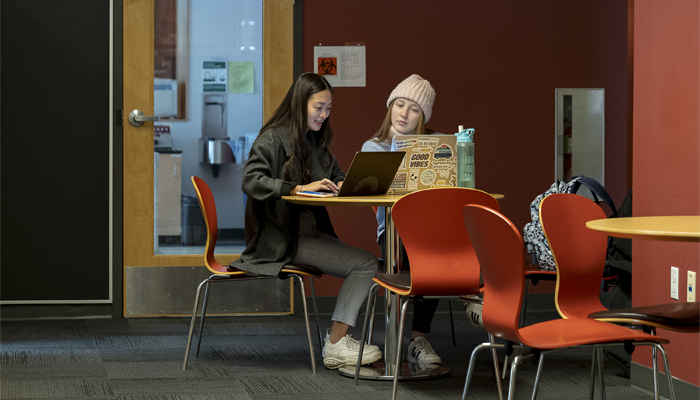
[
  {"xmin": 389, "ymin": 134, "xmax": 458, "ymax": 192},
  {"xmin": 335, "ymin": 151, "xmax": 405, "ymax": 196}
]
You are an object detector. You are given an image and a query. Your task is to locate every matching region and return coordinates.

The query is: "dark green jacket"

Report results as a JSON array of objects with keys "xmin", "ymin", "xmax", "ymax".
[{"xmin": 230, "ymin": 127, "xmax": 345, "ymax": 276}]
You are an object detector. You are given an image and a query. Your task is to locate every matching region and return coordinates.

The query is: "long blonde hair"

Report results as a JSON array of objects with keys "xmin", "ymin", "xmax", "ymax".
[{"xmin": 367, "ymin": 100, "xmax": 433, "ymax": 144}]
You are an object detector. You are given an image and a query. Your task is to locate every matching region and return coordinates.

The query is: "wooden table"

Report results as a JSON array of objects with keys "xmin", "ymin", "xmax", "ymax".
[
  {"xmin": 283, "ymin": 191, "xmax": 504, "ymax": 381},
  {"xmin": 586, "ymin": 216, "xmax": 700, "ymax": 242}
]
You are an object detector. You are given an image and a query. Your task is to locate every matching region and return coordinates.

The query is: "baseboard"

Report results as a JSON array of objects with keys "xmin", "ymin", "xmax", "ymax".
[
  {"xmin": 631, "ymin": 361, "xmax": 699, "ymax": 400},
  {"xmin": 0, "ymin": 304, "xmax": 114, "ymax": 320}
]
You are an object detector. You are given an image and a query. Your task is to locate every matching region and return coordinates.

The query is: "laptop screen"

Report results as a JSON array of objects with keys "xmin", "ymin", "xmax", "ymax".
[{"xmin": 390, "ymin": 134, "xmax": 458, "ymax": 192}]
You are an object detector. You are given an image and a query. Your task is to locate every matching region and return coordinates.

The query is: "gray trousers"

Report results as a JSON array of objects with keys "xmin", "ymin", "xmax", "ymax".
[{"xmin": 291, "ymin": 211, "xmax": 378, "ymax": 327}]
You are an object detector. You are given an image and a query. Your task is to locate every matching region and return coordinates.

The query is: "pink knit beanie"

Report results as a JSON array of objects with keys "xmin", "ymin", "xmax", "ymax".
[{"xmin": 386, "ymin": 74, "xmax": 436, "ymax": 122}]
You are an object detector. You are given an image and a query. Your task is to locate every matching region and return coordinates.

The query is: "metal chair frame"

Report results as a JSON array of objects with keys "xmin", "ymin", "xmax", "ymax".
[
  {"xmin": 183, "ymin": 271, "xmax": 322, "ymax": 372},
  {"xmin": 183, "ymin": 176, "xmax": 324, "ymax": 374}
]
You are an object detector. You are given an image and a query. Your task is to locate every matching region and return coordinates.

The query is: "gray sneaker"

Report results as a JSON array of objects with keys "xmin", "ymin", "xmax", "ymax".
[
  {"xmin": 323, "ymin": 335, "xmax": 382, "ymax": 369},
  {"xmin": 406, "ymin": 336, "xmax": 442, "ymax": 364},
  {"xmin": 465, "ymin": 302, "xmax": 484, "ymax": 326}
]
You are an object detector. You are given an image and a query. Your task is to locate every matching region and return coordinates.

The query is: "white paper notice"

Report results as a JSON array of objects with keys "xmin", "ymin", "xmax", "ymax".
[{"xmin": 313, "ymin": 46, "xmax": 366, "ymax": 87}]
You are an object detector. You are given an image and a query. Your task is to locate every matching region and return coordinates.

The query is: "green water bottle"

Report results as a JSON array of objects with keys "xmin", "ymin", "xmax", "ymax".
[{"xmin": 455, "ymin": 126, "xmax": 475, "ymax": 189}]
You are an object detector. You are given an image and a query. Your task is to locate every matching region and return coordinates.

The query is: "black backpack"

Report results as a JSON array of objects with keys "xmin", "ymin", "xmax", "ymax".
[
  {"xmin": 523, "ymin": 176, "xmax": 617, "ymax": 271},
  {"xmin": 604, "ymin": 189, "xmax": 633, "ymax": 309}
]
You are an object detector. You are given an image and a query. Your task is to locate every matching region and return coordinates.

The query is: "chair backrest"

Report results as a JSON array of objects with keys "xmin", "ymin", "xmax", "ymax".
[
  {"xmin": 540, "ymin": 193, "xmax": 608, "ymax": 319},
  {"xmin": 463, "ymin": 204, "xmax": 526, "ymax": 344},
  {"xmin": 391, "ymin": 188, "xmax": 500, "ymax": 296},
  {"xmin": 191, "ymin": 176, "xmax": 226, "ymax": 274}
]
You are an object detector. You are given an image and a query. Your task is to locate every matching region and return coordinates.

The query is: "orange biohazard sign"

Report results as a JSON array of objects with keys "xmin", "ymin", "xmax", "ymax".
[{"xmin": 318, "ymin": 57, "xmax": 337, "ymax": 76}]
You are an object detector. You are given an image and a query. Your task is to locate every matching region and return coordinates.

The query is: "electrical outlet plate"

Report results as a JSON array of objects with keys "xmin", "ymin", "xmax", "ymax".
[
  {"xmin": 688, "ymin": 271, "xmax": 696, "ymax": 302},
  {"xmin": 671, "ymin": 266, "xmax": 679, "ymax": 300}
]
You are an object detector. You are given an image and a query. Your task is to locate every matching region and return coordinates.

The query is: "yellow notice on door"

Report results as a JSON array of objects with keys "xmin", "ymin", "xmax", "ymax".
[{"xmin": 228, "ymin": 61, "xmax": 254, "ymax": 93}]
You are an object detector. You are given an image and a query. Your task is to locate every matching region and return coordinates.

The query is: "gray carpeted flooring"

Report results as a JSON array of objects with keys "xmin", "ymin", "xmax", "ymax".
[{"xmin": 1, "ymin": 308, "xmax": 652, "ymax": 400}]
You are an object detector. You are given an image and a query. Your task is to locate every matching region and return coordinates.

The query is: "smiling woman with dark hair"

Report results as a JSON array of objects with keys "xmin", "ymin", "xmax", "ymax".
[{"xmin": 230, "ymin": 72, "xmax": 382, "ymax": 370}]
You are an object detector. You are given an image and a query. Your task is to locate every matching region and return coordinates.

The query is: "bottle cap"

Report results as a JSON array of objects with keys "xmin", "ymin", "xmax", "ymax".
[{"xmin": 455, "ymin": 128, "xmax": 475, "ymax": 143}]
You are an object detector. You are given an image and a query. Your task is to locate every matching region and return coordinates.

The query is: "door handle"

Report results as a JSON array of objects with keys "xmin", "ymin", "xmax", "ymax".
[{"xmin": 128, "ymin": 109, "xmax": 161, "ymax": 127}]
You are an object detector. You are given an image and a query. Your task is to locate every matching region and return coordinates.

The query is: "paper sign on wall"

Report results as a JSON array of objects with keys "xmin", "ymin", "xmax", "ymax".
[
  {"xmin": 313, "ymin": 46, "xmax": 366, "ymax": 87},
  {"xmin": 228, "ymin": 61, "xmax": 254, "ymax": 93},
  {"xmin": 202, "ymin": 61, "xmax": 227, "ymax": 92}
]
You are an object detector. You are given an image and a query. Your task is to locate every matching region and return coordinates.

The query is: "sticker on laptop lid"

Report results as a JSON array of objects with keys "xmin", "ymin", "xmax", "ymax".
[{"xmin": 390, "ymin": 172, "xmax": 407, "ymax": 190}]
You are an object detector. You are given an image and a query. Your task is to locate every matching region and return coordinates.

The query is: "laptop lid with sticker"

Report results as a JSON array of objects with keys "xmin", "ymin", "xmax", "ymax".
[{"xmin": 389, "ymin": 134, "xmax": 458, "ymax": 192}]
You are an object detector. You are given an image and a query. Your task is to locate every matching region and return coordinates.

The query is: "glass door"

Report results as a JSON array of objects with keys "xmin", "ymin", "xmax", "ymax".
[{"xmin": 122, "ymin": 0, "xmax": 294, "ymax": 316}]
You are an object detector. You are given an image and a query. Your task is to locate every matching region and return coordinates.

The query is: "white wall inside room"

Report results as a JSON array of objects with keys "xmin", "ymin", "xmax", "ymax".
[{"xmin": 158, "ymin": 0, "xmax": 263, "ymax": 230}]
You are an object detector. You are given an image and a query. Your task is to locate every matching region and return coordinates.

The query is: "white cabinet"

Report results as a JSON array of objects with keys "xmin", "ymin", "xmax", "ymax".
[{"xmin": 154, "ymin": 152, "xmax": 182, "ymax": 237}]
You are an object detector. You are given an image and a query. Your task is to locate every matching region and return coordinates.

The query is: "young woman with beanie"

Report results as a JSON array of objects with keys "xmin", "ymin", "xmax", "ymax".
[
  {"xmin": 361, "ymin": 74, "xmax": 443, "ymax": 369},
  {"xmin": 231, "ymin": 72, "xmax": 382, "ymax": 370}
]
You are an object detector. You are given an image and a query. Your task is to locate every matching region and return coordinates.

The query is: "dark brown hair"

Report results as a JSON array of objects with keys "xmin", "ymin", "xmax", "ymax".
[{"xmin": 260, "ymin": 73, "xmax": 334, "ymax": 182}]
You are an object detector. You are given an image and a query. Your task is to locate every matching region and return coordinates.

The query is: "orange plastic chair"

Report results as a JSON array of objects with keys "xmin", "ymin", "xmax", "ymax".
[
  {"xmin": 539, "ymin": 193, "xmax": 610, "ymax": 320},
  {"xmin": 184, "ymin": 176, "xmax": 324, "ymax": 373},
  {"xmin": 541, "ymin": 193, "xmax": 696, "ymax": 398},
  {"xmin": 354, "ymin": 188, "xmax": 504, "ymax": 400},
  {"xmin": 461, "ymin": 204, "xmax": 675, "ymax": 400},
  {"xmin": 373, "ymin": 205, "xmax": 462, "ymax": 347}
]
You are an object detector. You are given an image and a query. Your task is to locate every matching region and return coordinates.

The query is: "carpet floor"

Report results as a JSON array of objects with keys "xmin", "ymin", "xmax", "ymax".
[{"xmin": 1, "ymin": 308, "xmax": 653, "ymax": 400}]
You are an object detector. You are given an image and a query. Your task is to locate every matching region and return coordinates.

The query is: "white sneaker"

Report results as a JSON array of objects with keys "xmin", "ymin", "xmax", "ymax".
[
  {"xmin": 465, "ymin": 302, "xmax": 484, "ymax": 327},
  {"xmin": 322, "ymin": 328, "xmax": 331, "ymax": 358},
  {"xmin": 323, "ymin": 335, "xmax": 382, "ymax": 370},
  {"xmin": 406, "ymin": 336, "xmax": 442, "ymax": 364}
]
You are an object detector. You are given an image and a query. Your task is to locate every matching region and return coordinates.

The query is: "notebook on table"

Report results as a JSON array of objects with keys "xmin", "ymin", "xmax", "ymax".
[{"xmin": 389, "ymin": 134, "xmax": 458, "ymax": 192}]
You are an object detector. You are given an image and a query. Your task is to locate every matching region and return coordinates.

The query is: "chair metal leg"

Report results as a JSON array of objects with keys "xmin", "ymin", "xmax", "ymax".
[
  {"xmin": 520, "ymin": 278, "xmax": 531, "ymax": 327},
  {"xmin": 449, "ymin": 300, "xmax": 457, "ymax": 346},
  {"xmin": 183, "ymin": 279, "xmax": 208, "ymax": 370},
  {"xmin": 596, "ymin": 347, "xmax": 606, "ymax": 400},
  {"xmin": 652, "ymin": 345, "xmax": 660, "ymax": 399},
  {"xmin": 589, "ymin": 348, "xmax": 597, "ymax": 400},
  {"xmin": 502, "ymin": 355, "xmax": 509, "ymax": 379},
  {"xmin": 649, "ymin": 328, "xmax": 659, "ymax": 400},
  {"xmin": 531, "ymin": 354, "xmax": 545, "ymax": 400},
  {"xmin": 367, "ymin": 291, "xmax": 378, "ymax": 345},
  {"xmin": 309, "ymin": 277, "xmax": 323, "ymax": 357},
  {"xmin": 354, "ymin": 283, "xmax": 380, "ymax": 385},
  {"xmin": 195, "ymin": 281, "xmax": 213, "ymax": 358},
  {"xmin": 294, "ymin": 275, "xmax": 316, "ymax": 375},
  {"xmin": 507, "ymin": 355, "xmax": 522, "ymax": 400},
  {"xmin": 654, "ymin": 343, "xmax": 676, "ymax": 400},
  {"xmin": 391, "ymin": 297, "xmax": 411, "ymax": 400},
  {"xmin": 489, "ymin": 334, "xmax": 504, "ymax": 400},
  {"xmin": 463, "ymin": 342, "xmax": 505, "ymax": 400}
]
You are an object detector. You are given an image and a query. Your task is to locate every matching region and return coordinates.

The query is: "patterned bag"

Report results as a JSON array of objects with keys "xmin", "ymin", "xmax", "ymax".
[{"xmin": 523, "ymin": 176, "xmax": 617, "ymax": 271}]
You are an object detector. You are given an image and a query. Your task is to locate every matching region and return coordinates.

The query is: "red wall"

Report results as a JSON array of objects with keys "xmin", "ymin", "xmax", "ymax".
[
  {"xmin": 632, "ymin": 0, "xmax": 700, "ymax": 386},
  {"xmin": 302, "ymin": 1, "xmax": 630, "ymax": 296}
]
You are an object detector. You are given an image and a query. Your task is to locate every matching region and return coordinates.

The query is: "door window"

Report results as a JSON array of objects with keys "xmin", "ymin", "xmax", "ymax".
[{"xmin": 154, "ymin": 0, "xmax": 262, "ymax": 255}]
